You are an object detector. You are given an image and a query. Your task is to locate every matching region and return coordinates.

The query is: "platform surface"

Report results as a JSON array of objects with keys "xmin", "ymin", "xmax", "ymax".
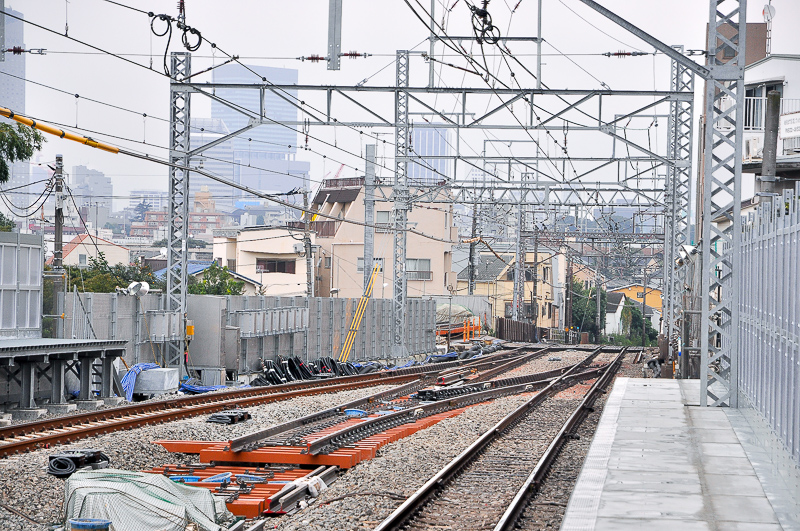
[{"xmin": 562, "ymin": 377, "xmax": 799, "ymax": 531}]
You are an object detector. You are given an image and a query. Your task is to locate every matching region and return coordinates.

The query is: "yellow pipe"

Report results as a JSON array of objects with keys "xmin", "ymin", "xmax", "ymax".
[{"xmin": 0, "ymin": 107, "xmax": 120, "ymax": 154}]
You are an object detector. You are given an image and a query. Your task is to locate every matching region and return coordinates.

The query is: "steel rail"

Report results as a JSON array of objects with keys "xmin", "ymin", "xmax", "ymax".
[
  {"xmin": 0, "ymin": 373, "xmax": 431, "ymax": 458},
  {"xmin": 492, "ymin": 349, "xmax": 626, "ymax": 531},
  {"xmin": 307, "ymin": 348, "xmax": 607, "ymax": 456},
  {"xmin": 0, "ymin": 347, "xmax": 546, "ymax": 457},
  {"xmin": 227, "ymin": 379, "xmax": 426, "ymax": 453},
  {"xmin": 0, "ymin": 346, "xmax": 536, "ymax": 442},
  {"xmin": 373, "ymin": 346, "xmax": 621, "ymax": 531}
]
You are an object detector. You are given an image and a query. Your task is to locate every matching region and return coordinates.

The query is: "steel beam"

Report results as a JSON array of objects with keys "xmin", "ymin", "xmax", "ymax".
[
  {"xmin": 700, "ymin": 0, "xmax": 746, "ymax": 407},
  {"xmin": 167, "ymin": 52, "xmax": 192, "ymax": 371},
  {"xmin": 392, "ymin": 51, "xmax": 410, "ymax": 356},
  {"xmin": 664, "ymin": 47, "xmax": 695, "ymax": 366}
]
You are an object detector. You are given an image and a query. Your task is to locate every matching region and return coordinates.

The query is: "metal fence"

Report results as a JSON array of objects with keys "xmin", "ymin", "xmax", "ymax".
[
  {"xmin": 739, "ymin": 185, "xmax": 800, "ymax": 465},
  {"xmin": 64, "ymin": 293, "xmax": 436, "ymax": 377},
  {"xmin": 0, "ymin": 232, "xmax": 43, "ymax": 338}
]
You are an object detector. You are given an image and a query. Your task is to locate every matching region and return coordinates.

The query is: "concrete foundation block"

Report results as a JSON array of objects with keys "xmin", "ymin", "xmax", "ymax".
[
  {"xmin": 12, "ymin": 408, "xmax": 47, "ymax": 420},
  {"xmin": 45, "ymin": 403, "xmax": 77, "ymax": 415},
  {"xmin": 0, "ymin": 413, "xmax": 12, "ymax": 421},
  {"xmin": 102, "ymin": 397, "xmax": 124, "ymax": 406},
  {"xmin": 125, "ymin": 368, "xmax": 179, "ymax": 396},
  {"xmin": 75, "ymin": 400, "xmax": 105, "ymax": 410},
  {"xmin": 0, "ymin": 419, "xmax": 10, "ymax": 427}
]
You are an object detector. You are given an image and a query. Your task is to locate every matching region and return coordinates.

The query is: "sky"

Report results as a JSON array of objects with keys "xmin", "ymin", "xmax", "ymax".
[{"xmin": 5, "ymin": 0, "xmax": 800, "ymax": 212}]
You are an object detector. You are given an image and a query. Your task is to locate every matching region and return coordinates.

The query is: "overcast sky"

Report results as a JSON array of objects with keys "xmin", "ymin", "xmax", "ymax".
[{"xmin": 8, "ymin": 0, "xmax": 800, "ymax": 210}]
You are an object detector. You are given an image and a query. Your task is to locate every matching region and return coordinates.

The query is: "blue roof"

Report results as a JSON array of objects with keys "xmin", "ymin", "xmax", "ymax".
[
  {"xmin": 154, "ymin": 260, "xmax": 262, "ymax": 286},
  {"xmin": 153, "ymin": 260, "xmax": 214, "ymax": 279}
]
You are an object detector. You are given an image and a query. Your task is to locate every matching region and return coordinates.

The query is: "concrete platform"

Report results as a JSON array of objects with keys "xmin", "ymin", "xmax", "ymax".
[
  {"xmin": 562, "ymin": 378, "xmax": 800, "ymax": 531},
  {"xmin": 45, "ymin": 403, "xmax": 77, "ymax": 415}
]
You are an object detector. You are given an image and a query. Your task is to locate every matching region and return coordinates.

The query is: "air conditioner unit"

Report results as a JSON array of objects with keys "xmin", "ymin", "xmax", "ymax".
[{"xmin": 744, "ymin": 137, "xmax": 761, "ymax": 161}]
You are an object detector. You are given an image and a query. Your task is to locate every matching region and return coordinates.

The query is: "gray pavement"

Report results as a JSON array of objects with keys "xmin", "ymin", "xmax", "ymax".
[{"xmin": 561, "ymin": 378, "xmax": 799, "ymax": 531}]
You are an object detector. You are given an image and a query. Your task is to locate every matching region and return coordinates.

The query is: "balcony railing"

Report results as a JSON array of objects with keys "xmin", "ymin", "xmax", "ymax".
[
  {"xmin": 407, "ymin": 270, "xmax": 433, "ymax": 281},
  {"xmin": 743, "ymin": 96, "xmax": 800, "ymax": 131}
]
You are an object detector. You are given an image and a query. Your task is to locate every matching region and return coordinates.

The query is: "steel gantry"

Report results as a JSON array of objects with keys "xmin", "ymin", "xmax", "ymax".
[
  {"xmin": 576, "ymin": 0, "xmax": 746, "ymax": 407},
  {"xmin": 393, "ymin": 50, "xmax": 411, "ymax": 355},
  {"xmin": 166, "ymin": 52, "xmax": 192, "ymax": 371},
  {"xmin": 664, "ymin": 47, "xmax": 695, "ymax": 369},
  {"xmin": 699, "ymin": 0, "xmax": 746, "ymax": 407}
]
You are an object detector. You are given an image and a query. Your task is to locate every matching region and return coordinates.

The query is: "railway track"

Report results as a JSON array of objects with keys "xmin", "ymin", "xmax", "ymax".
[
  {"xmin": 374, "ymin": 347, "xmax": 625, "ymax": 531},
  {"xmin": 0, "ymin": 346, "xmax": 557, "ymax": 458}
]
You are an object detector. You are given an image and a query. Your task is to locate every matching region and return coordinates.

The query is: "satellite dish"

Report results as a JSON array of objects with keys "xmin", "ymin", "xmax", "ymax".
[
  {"xmin": 127, "ymin": 281, "xmax": 150, "ymax": 297},
  {"xmin": 763, "ymin": 4, "xmax": 776, "ymax": 21}
]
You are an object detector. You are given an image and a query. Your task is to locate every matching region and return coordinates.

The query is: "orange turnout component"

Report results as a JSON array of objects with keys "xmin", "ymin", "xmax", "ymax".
[{"xmin": 149, "ymin": 399, "xmax": 507, "ymax": 517}]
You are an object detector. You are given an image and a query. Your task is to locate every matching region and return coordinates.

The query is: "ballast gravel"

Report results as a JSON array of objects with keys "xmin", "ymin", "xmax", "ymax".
[
  {"xmin": 274, "ymin": 392, "xmax": 539, "ymax": 531},
  {"xmin": 0, "ymin": 383, "xmax": 396, "ymax": 530},
  {"xmin": 493, "ymin": 349, "xmax": 593, "ymax": 380}
]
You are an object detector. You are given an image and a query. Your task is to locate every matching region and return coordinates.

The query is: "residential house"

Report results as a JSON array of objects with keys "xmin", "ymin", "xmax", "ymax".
[
  {"xmin": 611, "ymin": 283, "xmax": 663, "ymax": 311},
  {"xmin": 213, "ymin": 226, "xmax": 314, "ymax": 297},
  {"xmin": 455, "ymin": 249, "xmax": 565, "ymax": 330},
  {"xmin": 605, "ymin": 292, "xmax": 627, "ymax": 335},
  {"xmin": 154, "ymin": 260, "xmax": 264, "ymax": 296},
  {"xmin": 307, "ymin": 177, "xmax": 457, "ymax": 299},
  {"xmin": 45, "ymin": 234, "xmax": 130, "ymax": 267}
]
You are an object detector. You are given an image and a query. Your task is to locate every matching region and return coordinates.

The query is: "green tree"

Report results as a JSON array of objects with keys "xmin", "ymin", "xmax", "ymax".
[
  {"xmin": 65, "ymin": 252, "xmax": 159, "ymax": 293},
  {"xmin": 187, "ymin": 262, "xmax": 244, "ymax": 295},
  {"xmin": 0, "ymin": 123, "xmax": 45, "ymax": 183},
  {"xmin": 0, "ymin": 212, "xmax": 14, "ymax": 232},
  {"xmin": 152, "ymin": 237, "xmax": 206, "ymax": 248},
  {"xmin": 619, "ymin": 299, "xmax": 659, "ymax": 346},
  {"xmin": 570, "ymin": 277, "xmax": 607, "ymax": 341},
  {"xmin": 133, "ymin": 201, "xmax": 151, "ymax": 222}
]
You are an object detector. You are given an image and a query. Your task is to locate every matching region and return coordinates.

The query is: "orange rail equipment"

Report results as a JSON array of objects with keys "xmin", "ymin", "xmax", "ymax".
[{"xmin": 338, "ymin": 261, "xmax": 381, "ymax": 363}]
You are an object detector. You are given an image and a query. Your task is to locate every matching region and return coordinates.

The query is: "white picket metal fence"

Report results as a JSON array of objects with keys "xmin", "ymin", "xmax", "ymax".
[{"xmin": 739, "ymin": 184, "xmax": 800, "ymax": 465}]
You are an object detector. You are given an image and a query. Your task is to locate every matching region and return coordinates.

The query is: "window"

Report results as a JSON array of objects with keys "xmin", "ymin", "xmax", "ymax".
[
  {"xmin": 376, "ymin": 211, "xmax": 392, "ymax": 223},
  {"xmin": 256, "ymin": 259, "xmax": 296, "ymax": 274},
  {"xmin": 505, "ymin": 302, "xmax": 513, "ymax": 318},
  {"xmin": 78, "ymin": 254, "xmax": 87, "ymax": 266},
  {"xmin": 227, "ymin": 259, "xmax": 236, "ymax": 271},
  {"xmin": 406, "ymin": 258, "xmax": 431, "ymax": 280},
  {"xmin": 324, "ymin": 257, "xmax": 332, "ymax": 269},
  {"xmin": 357, "ymin": 257, "xmax": 384, "ymax": 272}
]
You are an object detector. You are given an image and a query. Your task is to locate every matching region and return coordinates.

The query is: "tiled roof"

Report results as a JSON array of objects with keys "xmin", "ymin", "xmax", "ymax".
[
  {"xmin": 45, "ymin": 233, "xmax": 129, "ymax": 265},
  {"xmin": 457, "ymin": 254, "xmax": 510, "ymax": 281},
  {"xmin": 606, "ymin": 292, "xmax": 626, "ymax": 313}
]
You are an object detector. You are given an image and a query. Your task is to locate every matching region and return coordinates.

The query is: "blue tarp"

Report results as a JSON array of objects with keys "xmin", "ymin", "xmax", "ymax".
[{"xmin": 120, "ymin": 363, "xmax": 160, "ymax": 401}]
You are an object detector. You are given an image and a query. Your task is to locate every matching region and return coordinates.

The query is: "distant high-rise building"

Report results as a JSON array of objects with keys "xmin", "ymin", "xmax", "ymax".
[
  {"xmin": 1, "ymin": 8, "xmax": 28, "ymax": 203},
  {"xmin": 128, "ymin": 190, "xmax": 168, "ymax": 211},
  {"xmin": 189, "ymin": 117, "xmax": 237, "ymax": 206},
  {"xmin": 410, "ymin": 127, "xmax": 451, "ymax": 185},
  {"xmin": 0, "ymin": 7, "xmax": 26, "ymax": 117},
  {"xmin": 70, "ymin": 166, "xmax": 113, "ymax": 209},
  {"xmin": 184, "ymin": 63, "xmax": 310, "ymax": 205}
]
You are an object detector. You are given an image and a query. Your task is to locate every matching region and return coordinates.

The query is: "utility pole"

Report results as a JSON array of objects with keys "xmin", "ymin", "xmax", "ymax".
[
  {"xmin": 532, "ymin": 224, "xmax": 539, "ymax": 341},
  {"xmin": 363, "ymin": 144, "xmax": 376, "ymax": 291},
  {"xmin": 565, "ymin": 256, "xmax": 573, "ymax": 330},
  {"xmin": 641, "ymin": 269, "xmax": 648, "ymax": 349},
  {"xmin": 53, "ymin": 155, "xmax": 64, "ymax": 270},
  {"xmin": 760, "ymin": 90, "xmax": 781, "ymax": 202},
  {"xmin": 303, "ymin": 191, "xmax": 313, "ymax": 297},
  {"xmin": 594, "ymin": 255, "xmax": 602, "ymax": 338},
  {"xmin": 53, "ymin": 155, "xmax": 64, "ymax": 338},
  {"xmin": 468, "ymin": 204, "xmax": 478, "ymax": 295}
]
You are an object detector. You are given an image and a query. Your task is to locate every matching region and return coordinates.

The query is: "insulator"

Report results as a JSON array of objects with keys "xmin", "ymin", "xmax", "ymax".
[
  {"xmin": 298, "ymin": 55, "xmax": 325, "ymax": 63},
  {"xmin": 8, "ymin": 46, "xmax": 24, "ymax": 55}
]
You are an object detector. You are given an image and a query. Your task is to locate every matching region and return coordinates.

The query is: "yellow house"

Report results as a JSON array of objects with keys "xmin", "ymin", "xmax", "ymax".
[{"xmin": 611, "ymin": 284, "xmax": 663, "ymax": 311}]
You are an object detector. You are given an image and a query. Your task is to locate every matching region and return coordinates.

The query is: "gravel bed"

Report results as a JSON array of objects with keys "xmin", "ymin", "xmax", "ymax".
[
  {"xmin": 492, "ymin": 349, "xmax": 590, "ymax": 380},
  {"xmin": 402, "ymin": 396, "xmax": 582, "ymax": 531},
  {"xmin": 516, "ymin": 383, "xmax": 611, "ymax": 529},
  {"xmin": 0, "ymin": 384, "xmax": 396, "ymax": 529},
  {"xmin": 274, "ymin": 392, "xmax": 539, "ymax": 531}
]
